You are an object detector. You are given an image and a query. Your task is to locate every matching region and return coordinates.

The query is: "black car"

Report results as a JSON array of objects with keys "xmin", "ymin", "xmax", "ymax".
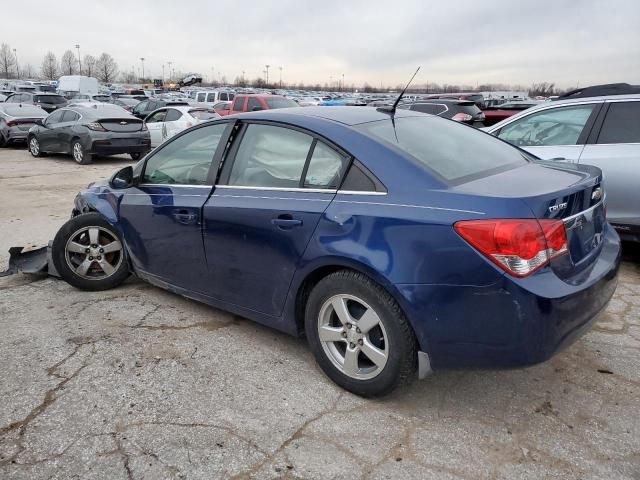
[
  {"xmin": 131, "ymin": 99, "xmax": 189, "ymax": 119},
  {"xmin": 4, "ymin": 92, "xmax": 68, "ymax": 113},
  {"xmin": 27, "ymin": 104, "xmax": 150, "ymax": 165},
  {"xmin": 399, "ymin": 99, "xmax": 485, "ymax": 126}
]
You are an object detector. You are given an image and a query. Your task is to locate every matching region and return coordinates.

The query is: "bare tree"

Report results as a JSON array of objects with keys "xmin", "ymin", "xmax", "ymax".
[
  {"xmin": 23, "ymin": 64, "xmax": 34, "ymax": 78},
  {"xmin": 0, "ymin": 43, "xmax": 17, "ymax": 79},
  {"xmin": 529, "ymin": 82, "xmax": 556, "ymax": 97},
  {"xmin": 120, "ymin": 70, "xmax": 137, "ymax": 83},
  {"xmin": 95, "ymin": 53, "xmax": 118, "ymax": 83},
  {"xmin": 60, "ymin": 50, "xmax": 77, "ymax": 75},
  {"xmin": 82, "ymin": 54, "xmax": 96, "ymax": 77},
  {"xmin": 41, "ymin": 52, "xmax": 58, "ymax": 80}
]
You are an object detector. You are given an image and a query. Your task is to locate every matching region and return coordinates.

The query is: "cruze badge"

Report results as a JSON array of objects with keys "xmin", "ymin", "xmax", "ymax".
[
  {"xmin": 119, "ymin": 121, "xmax": 128, "ymax": 125},
  {"xmin": 592, "ymin": 187, "xmax": 602, "ymax": 201},
  {"xmin": 548, "ymin": 202, "xmax": 568, "ymax": 213}
]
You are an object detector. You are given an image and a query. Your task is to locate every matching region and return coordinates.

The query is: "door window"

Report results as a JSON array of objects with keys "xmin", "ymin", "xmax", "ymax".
[
  {"xmin": 165, "ymin": 109, "xmax": 183, "ymax": 122},
  {"xmin": 219, "ymin": 93, "xmax": 228, "ymax": 101},
  {"xmin": 228, "ymin": 124, "xmax": 313, "ymax": 188},
  {"xmin": 247, "ymin": 97, "xmax": 262, "ymax": 111},
  {"xmin": 61, "ymin": 110, "xmax": 80, "ymax": 122},
  {"xmin": 497, "ymin": 104, "xmax": 596, "ymax": 146},
  {"xmin": 197, "ymin": 93, "xmax": 206, "ymax": 102},
  {"xmin": 142, "ymin": 123, "xmax": 226, "ymax": 185},
  {"xmin": 145, "ymin": 110, "xmax": 166, "ymax": 123},
  {"xmin": 45, "ymin": 110, "xmax": 65, "ymax": 124},
  {"xmin": 304, "ymin": 142, "xmax": 347, "ymax": 189},
  {"xmin": 597, "ymin": 102, "xmax": 640, "ymax": 144},
  {"xmin": 206, "ymin": 93, "xmax": 217, "ymax": 102},
  {"xmin": 232, "ymin": 97, "xmax": 245, "ymax": 111}
]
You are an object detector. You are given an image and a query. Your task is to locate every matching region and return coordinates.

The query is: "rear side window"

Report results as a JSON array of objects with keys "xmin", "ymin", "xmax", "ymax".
[
  {"xmin": 36, "ymin": 95, "xmax": 66, "ymax": 104},
  {"xmin": 232, "ymin": 97, "xmax": 245, "ymax": 111},
  {"xmin": 412, "ymin": 104, "xmax": 446, "ymax": 115},
  {"xmin": 304, "ymin": 142, "xmax": 347, "ymax": 189},
  {"xmin": 597, "ymin": 102, "xmax": 640, "ymax": 144},
  {"xmin": 264, "ymin": 98, "xmax": 298, "ymax": 109},
  {"xmin": 358, "ymin": 116, "xmax": 527, "ymax": 183},
  {"xmin": 206, "ymin": 93, "xmax": 217, "ymax": 102},
  {"xmin": 165, "ymin": 109, "xmax": 183, "ymax": 122},
  {"xmin": 61, "ymin": 110, "xmax": 79, "ymax": 122}
]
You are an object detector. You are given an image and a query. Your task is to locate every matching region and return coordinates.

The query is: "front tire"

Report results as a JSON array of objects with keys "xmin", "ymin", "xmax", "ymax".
[
  {"xmin": 305, "ymin": 270, "xmax": 418, "ymax": 397},
  {"xmin": 71, "ymin": 140, "xmax": 92, "ymax": 165},
  {"xmin": 29, "ymin": 136, "xmax": 45, "ymax": 157},
  {"xmin": 129, "ymin": 151, "xmax": 146, "ymax": 161},
  {"xmin": 52, "ymin": 212, "xmax": 129, "ymax": 291}
]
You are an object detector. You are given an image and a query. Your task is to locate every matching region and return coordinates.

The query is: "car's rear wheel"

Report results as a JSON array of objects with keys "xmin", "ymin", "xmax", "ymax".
[
  {"xmin": 29, "ymin": 136, "xmax": 45, "ymax": 157},
  {"xmin": 52, "ymin": 212, "xmax": 129, "ymax": 291},
  {"xmin": 71, "ymin": 140, "xmax": 92, "ymax": 165},
  {"xmin": 305, "ymin": 270, "xmax": 418, "ymax": 397}
]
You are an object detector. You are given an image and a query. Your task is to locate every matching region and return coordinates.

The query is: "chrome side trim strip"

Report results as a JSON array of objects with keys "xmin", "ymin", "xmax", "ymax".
[
  {"xmin": 336, "ymin": 190, "xmax": 387, "ymax": 196},
  {"xmin": 137, "ymin": 183, "xmax": 213, "ymax": 189},
  {"xmin": 333, "ymin": 199, "xmax": 485, "ymax": 215},
  {"xmin": 212, "ymin": 194, "xmax": 330, "ymax": 202},
  {"xmin": 215, "ymin": 185, "xmax": 335, "ymax": 194}
]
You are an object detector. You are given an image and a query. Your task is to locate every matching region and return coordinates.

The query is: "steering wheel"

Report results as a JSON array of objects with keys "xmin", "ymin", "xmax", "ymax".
[{"xmin": 185, "ymin": 164, "xmax": 210, "ymax": 184}]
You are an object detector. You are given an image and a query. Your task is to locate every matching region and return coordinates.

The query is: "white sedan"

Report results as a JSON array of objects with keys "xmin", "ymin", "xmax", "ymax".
[{"xmin": 144, "ymin": 106, "xmax": 220, "ymax": 147}]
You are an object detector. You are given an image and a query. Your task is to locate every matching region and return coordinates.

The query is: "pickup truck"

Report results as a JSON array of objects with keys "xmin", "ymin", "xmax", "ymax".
[{"xmin": 225, "ymin": 94, "xmax": 299, "ymax": 116}]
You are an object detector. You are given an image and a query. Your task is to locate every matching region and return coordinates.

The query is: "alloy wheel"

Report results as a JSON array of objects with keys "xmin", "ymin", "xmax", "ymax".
[
  {"xmin": 64, "ymin": 226, "xmax": 123, "ymax": 280},
  {"xmin": 30, "ymin": 137, "xmax": 40, "ymax": 156},
  {"xmin": 317, "ymin": 294, "xmax": 389, "ymax": 380},
  {"xmin": 73, "ymin": 142, "xmax": 84, "ymax": 163}
]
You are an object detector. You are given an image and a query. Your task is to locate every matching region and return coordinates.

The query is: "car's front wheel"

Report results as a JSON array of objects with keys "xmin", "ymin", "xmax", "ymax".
[
  {"xmin": 52, "ymin": 212, "xmax": 129, "ymax": 291},
  {"xmin": 129, "ymin": 151, "xmax": 146, "ymax": 161},
  {"xmin": 71, "ymin": 140, "xmax": 92, "ymax": 165},
  {"xmin": 29, "ymin": 136, "xmax": 45, "ymax": 157},
  {"xmin": 305, "ymin": 270, "xmax": 418, "ymax": 397}
]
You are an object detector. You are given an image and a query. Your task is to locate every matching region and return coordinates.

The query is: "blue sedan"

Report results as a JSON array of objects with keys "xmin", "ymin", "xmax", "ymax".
[{"xmin": 51, "ymin": 107, "xmax": 620, "ymax": 396}]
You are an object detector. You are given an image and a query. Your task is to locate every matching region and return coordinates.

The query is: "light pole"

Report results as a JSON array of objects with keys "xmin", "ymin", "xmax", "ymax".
[
  {"xmin": 342, "ymin": 73, "xmax": 345, "ymax": 92},
  {"xmin": 75, "ymin": 44, "xmax": 81, "ymax": 74},
  {"xmin": 211, "ymin": 66, "xmax": 214, "ymax": 85},
  {"xmin": 13, "ymin": 48, "xmax": 19, "ymax": 79},
  {"xmin": 265, "ymin": 65, "xmax": 270, "ymax": 86},
  {"xmin": 167, "ymin": 61, "xmax": 172, "ymax": 80},
  {"xmin": 140, "ymin": 57, "xmax": 145, "ymax": 82},
  {"xmin": 279, "ymin": 66, "xmax": 282, "ymax": 89},
  {"xmin": 242, "ymin": 70, "xmax": 245, "ymax": 85}
]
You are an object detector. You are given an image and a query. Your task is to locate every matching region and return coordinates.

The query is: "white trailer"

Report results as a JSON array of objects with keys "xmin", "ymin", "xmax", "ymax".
[{"xmin": 57, "ymin": 76, "xmax": 100, "ymax": 96}]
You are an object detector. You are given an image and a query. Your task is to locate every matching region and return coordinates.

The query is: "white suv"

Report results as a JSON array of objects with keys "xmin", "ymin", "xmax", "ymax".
[{"xmin": 486, "ymin": 84, "xmax": 640, "ymax": 241}]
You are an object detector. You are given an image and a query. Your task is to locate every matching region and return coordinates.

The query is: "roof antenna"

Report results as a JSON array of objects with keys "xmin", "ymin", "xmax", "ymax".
[{"xmin": 378, "ymin": 66, "xmax": 421, "ymax": 115}]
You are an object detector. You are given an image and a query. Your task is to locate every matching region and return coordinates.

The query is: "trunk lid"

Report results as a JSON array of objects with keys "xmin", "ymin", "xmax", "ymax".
[
  {"xmin": 454, "ymin": 161, "xmax": 606, "ymax": 277},
  {"xmin": 99, "ymin": 118, "xmax": 143, "ymax": 132}
]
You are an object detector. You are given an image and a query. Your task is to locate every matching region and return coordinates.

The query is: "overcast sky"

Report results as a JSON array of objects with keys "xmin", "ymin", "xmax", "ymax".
[{"xmin": 3, "ymin": 0, "xmax": 639, "ymax": 88}]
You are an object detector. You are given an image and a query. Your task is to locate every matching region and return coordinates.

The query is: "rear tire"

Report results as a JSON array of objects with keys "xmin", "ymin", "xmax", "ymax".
[
  {"xmin": 305, "ymin": 270, "xmax": 418, "ymax": 397},
  {"xmin": 71, "ymin": 140, "xmax": 92, "ymax": 165},
  {"xmin": 52, "ymin": 212, "xmax": 129, "ymax": 291},
  {"xmin": 129, "ymin": 151, "xmax": 145, "ymax": 161}
]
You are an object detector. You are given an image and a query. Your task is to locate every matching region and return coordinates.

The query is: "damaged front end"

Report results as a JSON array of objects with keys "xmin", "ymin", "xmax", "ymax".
[{"xmin": 0, "ymin": 242, "xmax": 60, "ymax": 278}]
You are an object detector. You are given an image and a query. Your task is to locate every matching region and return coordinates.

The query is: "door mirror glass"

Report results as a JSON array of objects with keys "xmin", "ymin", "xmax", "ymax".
[{"xmin": 110, "ymin": 166, "xmax": 134, "ymax": 189}]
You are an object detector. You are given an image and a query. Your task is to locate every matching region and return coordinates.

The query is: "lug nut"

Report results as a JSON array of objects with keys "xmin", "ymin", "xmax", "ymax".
[
  {"xmin": 341, "ymin": 332, "xmax": 347, "ymax": 338},
  {"xmin": 346, "ymin": 323, "xmax": 352, "ymax": 329},
  {"xmin": 99, "ymin": 248, "xmax": 104, "ymax": 253},
  {"xmin": 358, "ymin": 339, "xmax": 363, "ymax": 346},
  {"xmin": 97, "ymin": 256, "xmax": 102, "ymax": 260},
  {"xmin": 356, "ymin": 327, "xmax": 361, "ymax": 334},
  {"xmin": 88, "ymin": 256, "xmax": 93, "ymax": 260},
  {"xmin": 349, "ymin": 343, "xmax": 356, "ymax": 349},
  {"xmin": 85, "ymin": 248, "xmax": 90, "ymax": 253},
  {"xmin": 91, "ymin": 244, "xmax": 97, "ymax": 248}
]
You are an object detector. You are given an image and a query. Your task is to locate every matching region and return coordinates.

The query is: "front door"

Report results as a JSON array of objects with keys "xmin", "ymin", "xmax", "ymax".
[
  {"xmin": 202, "ymin": 122, "xmax": 348, "ymax": 316},
  {"xmin": 118, "ymin": 123, "xmax": 229, "ymax": 292},
  {"xmin": 39, "ymin": 109, "xmax": 65, "ymax": 152}
]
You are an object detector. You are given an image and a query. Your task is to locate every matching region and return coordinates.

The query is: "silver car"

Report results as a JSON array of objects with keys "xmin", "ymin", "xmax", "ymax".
[
  {"xmin": 486, "ymin": 89, "xmax": 640, "ymax": 242},
  {"xmin": 0, "ymin": 103, "xmax": 48, "ymax": 147}
]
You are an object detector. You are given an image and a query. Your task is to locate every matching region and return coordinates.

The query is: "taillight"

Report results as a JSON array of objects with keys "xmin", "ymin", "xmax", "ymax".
[
  {"xmin": 452, "ymin": 113, "xmax": 473, "ymax": 122},
  {"xmin": 86, "ymin": 122, "xmax": 106, "ymax": 132},
  {"xmin": 454, "ymin": 219, "xmax": 568, "ymax": 277}
]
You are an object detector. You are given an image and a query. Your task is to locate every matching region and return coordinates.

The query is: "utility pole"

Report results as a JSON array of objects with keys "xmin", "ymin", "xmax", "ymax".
[
  {"xmin": 162, "ymin": 64, "xmax": 165, "ymax": 86},
  {"xmin": 342, "ymin": 73, "xmax": 345, "ymax": 92},
  {"xmin": 279, "ymin": 66, "xmax": 282, "ymax": 88},
  {"xmin": 168, "ymin": 61, "xmax": 172, "ymax": 80},
  {"xmin": 140, "ymin": 57, "xmax": 145, "ymax": 82},
  {"xmin": 13, "ymin": 48, "xmax": 19, "ymax": 79},
  {"xmin": 265, "ymin": 65, "xmax": 270, "ymax": 86},
  {"xmin": 75, "ymin": 44, "xmax": 81, "ymax": 74}
]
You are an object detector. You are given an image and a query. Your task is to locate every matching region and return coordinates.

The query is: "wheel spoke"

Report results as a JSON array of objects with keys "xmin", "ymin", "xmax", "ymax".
[
  {"xmin": 357, "ymin": 307, "xmax": 381, "ymax": 334},
  {"xmin": 360, "ymin": 339, "xmax": 387, "ymax": 368},
  {"xmin": 88, "ymin": 228, "xmax": 99, "ymax": 245},
  {"xmin": 76, "ymin": 258, "xmax": 93, "ymax": 276},
  {"xmin": 67, "ymin": 241, "xmax": 87, "ymax": 254},
  {"xmin": 343, "ymin": 347, "xmax": 359, "ymax": 376},
  {"xmin": 331, "ymin": 297, "xmax": 352, "ymax": 326},
  {"xmin": 98, "ymin": 259, "xmax": 115, "ymax": 275},
  {"xmin": 101, "ymin": 239, "xmax": 122, "ymax": 254},
  {"xmin": 318, "ymin": 325, "xmax": 345, "ymax": 343}
]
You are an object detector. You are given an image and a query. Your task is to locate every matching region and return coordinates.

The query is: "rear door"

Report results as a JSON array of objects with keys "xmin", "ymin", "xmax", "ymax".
[
  {"xmin": 578, "ymin": 100, "xmax": 640, "ymax": 230},
  {"xmin": 57, "ymin": 110, "xmax": 81, "ymax": 151},
  {"xmin": 118, "ymin": 123, "xmax": 229, "ymax": 292},
  {"xmin": 164, "ymin": 108, "xmax": 186, "ymax": 139},
  {"xmin": 230, "ymin": 96, "xmax": 246, "ymax": 115},
  {"xmin": 494, "ymin": 103, "xmax": 602, "ymax": 162},
  {"xmin": 202, "ymin": 122, "xmax": 349, "ymax": 316},
  {"xmin": 145, "ymin": 109, "xmax": 167, "ymax": 147}
]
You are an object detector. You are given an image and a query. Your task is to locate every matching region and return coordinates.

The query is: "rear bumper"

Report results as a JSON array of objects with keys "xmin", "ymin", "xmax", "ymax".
[
  {"xmin": 88, "ymin": 134, "xmax": 150, "ymax": 155},
  {"xmin": 395, "ymin": 224, "xmax": 621, "ymax": 370}
]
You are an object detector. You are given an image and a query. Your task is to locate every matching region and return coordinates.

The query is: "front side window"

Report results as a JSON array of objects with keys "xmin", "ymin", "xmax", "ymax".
[
  {"xmin": 597, "ymin": 102, "xmax": 640, "ymax": 144},
  {"xmin": 232, "ymin": 97, "xmax": 245, "ymax": 111},
  {"xmin": 142, "ymin": 123, "xmax": 227, "ymax": 185},
  {"xmin": 164, "ymin": 109, "xmax": 183, "ymax": 122},
  {"xmin": 228, "ymin": 124, "xmax": 314, "ymax": 188},
  {"xmin": 145, "ymin": 110, "xmax": 166, "ymax": 123},
  {"xmin": 206, "ymin": 93, "xmax": 217, "ymax": 102},
  {"xmin": 45, "ymin": 110, "xmax": 65, "ymax": 124},
  {"xmin": 61, "ymin": 110, "xmax": 79, "ymax": 122},
  {"xmin": 304, "ymin": 142, "xmax": 347, "ymax": 189},
  {"xmin": 497, "ymin": 104, "xmax": 596, "ymax": 147},
  {"xmin": 247, "ymin": 97, "xmax": 262, "ymax": 111},
  {"xmin": 197, "ymin": 93, "xmax": 206, "ymax": 102},
  {"xmin": 264, "ymin": 98, "xmax": 298, "ymax": 109}
]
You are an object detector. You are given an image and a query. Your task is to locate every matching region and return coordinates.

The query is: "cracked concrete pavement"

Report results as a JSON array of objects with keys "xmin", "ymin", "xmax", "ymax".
[{"xmin": 1, "ymin": 147, "xmax": 639, "ymax": 479}]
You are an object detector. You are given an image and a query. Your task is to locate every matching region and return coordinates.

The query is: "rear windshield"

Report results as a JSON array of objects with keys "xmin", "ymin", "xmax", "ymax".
[
  {"xmin": 93, "ymin": 95, "xmax": 111, "ymax": 102},
  {"xmin": 189, "ymin": 109, "xmax": 218, "ymax": 120},
  {"xmin": 264, "ymin": 98, "xmax": 299, "ymax": 109},
  {"xmin": 35, "ymin": 95, "xmax": 66, "ymax": 104},
  {"xmin": 356, "ymin": 116, "xmax": 528, "ymax": 183},
  {"xmin": 3, "ymin": 105, "xmax": 45, "ymax": 117}
]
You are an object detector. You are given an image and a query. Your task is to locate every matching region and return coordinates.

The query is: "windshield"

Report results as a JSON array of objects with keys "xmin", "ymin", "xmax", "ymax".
[
  {"xmin": 93, "ymin": 95, "xmax": 111, "ymax": 102},
  {"xmin": 357, "ymin": 116, "xmax": 528, "ymax": 183},
  {"xmin": 189, "ymin": 109, "xmax": 218, "ymax": 120},
  {"xmin": 264, "ymin": 98, "xmax": 299, "ymax": 109},
  {"xmin": 35, "ymin": 95, "xmax": 66, "ymax": 104}
]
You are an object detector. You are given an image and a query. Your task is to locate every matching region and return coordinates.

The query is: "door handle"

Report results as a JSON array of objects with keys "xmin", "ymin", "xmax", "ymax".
[{"xmin": 271, "ymin": 214, "xmax": 303, "ymax": 229}]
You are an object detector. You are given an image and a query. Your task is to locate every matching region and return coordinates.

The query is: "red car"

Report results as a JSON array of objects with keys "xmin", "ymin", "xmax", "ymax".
[
  {"xmin": 228, "ymin": 94, "xmax": 299, "ymax": 115},
  {"xmin": 482, "ymin": 102, "xmax": 541, "ymax": 127}
]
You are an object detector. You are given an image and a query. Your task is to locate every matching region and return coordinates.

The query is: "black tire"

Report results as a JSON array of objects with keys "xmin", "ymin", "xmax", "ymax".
[
  {"xmin": 52, "ymin": 212, "xmax": 130, "ymax": 291},
  {"xmin": 28, "ymin": 135, "xmax": 45, "ymax": 157},
  {"xmin": 305, "ymin": 270, "xmax": 418, "ymax": 397},
  {"xmin": 71, "ymin": 140, "xmax": 92, "ymax": 165},
  {"xmin": 129, "ymin": 151, "xmax": 146, "ymax": 161},
  {"xmin": 0, "ymin": 134, "xmax": 6, "ymax": 148}
]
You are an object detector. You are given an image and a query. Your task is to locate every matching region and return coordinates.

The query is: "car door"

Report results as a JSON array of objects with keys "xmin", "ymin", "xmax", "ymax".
[
  {"xmin": 57, "ymin": 110, "xmax": 81, "ymax": 152},
  {"xmin": 230, "ymin": 96, "xmax": 246, "ymax": 115},
  {"xmin": 133, "ymin": 100, "xmax": 152, "ymax": 119},
  {"xmin": 578, "ymin": 100, "xmax": 640, "ymax": 230},
  {"xmin": 202, "ymin": 122, "xmax": 349, "ymax": 316},
  {"xmin": 163, "ymin": 108, "xmax": 187, "ymax": 139},
  {"xmin": 145, "ymin": 109, "xmax": 167, "ymax": 147},
  {"xmin": 38, "ymin": 109, "xmax": 65, "ymax": 152},
  {"xmin": 493, "ymin": 103, "xmax": 602, "ymax": 162},
  {"xmin": 118, "ymin": 122, "xmax": 229, "ymax": 292}
]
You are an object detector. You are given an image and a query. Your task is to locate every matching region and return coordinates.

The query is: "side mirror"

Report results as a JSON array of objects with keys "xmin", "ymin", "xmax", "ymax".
[
  {"xmin": 109, "ymin": 166, "xmax": 134, "ymax": 189},
  {"xmin": 251, "ymin": 106, "xmax": 263, "ymax": 112},
  {"xmin": 35, "ymin": 119, "xmax": 44, "ymax": 126}
]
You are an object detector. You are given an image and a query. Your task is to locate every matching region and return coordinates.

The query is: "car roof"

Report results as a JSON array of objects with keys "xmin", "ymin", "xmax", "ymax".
[
  {"xmin": 412, "ymin": 99, "xmax": 475, "ymax": 105},
  {"xmin": 0, "ymin": 103, "xmax": 47, "ymax": 117},
  {"xmin": 64, "ymin": 104, "xmax": 136, "ymax": 118}
]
